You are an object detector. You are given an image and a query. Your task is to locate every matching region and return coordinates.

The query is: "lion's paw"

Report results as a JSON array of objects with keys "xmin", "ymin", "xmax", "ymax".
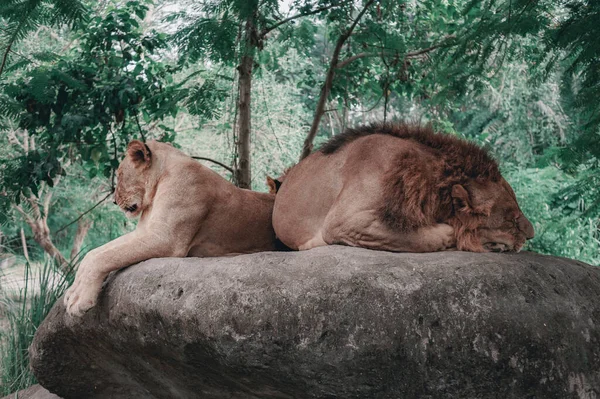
[
  {"xmin": 437, "ymin": 223, "xmax": 456, "ymax": 250},
  {"xmin": 425, "ymin": 223, "xmax": 456, "ymax": 252}
]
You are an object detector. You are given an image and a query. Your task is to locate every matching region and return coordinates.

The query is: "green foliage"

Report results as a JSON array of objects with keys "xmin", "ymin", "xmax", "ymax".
[
  {"xmin": 0, "ymin": 0, "xmax": 87, "ymax": 76},
  {"xmin": 434, "ymin": 0, "xmax": 600, "ymax": 217},
  {"xmin": 507, "ymin": 167, "xmax": 599, "ymax": 266},
  {"xmin": 0, "ymin": 260, "xmax": 74, "ymax": 394},
  {"xmin": 0, "ymin": 1, "xmax": 179, "ymax": 212}
]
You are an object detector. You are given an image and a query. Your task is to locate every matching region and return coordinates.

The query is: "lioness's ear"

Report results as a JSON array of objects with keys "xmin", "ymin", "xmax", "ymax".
[
  {"xmin": 127, "ymin": 140, "xmax": 152, "ymax": 167},
  {"xmin": 451, "ymin": 184, "xmax": 472, "ymax": 211}
]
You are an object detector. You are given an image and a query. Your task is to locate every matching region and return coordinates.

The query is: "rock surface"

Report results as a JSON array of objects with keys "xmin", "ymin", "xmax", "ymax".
[
  {"xmin": 1, "ymin": 384, "xmax": 61, "ymax": 399},
  {"xmin": 30, "ymin": 246, "xmax": 600, "ymax": 399}
]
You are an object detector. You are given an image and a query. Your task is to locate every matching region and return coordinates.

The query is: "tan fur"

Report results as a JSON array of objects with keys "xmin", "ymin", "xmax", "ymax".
[
  {"xmin": 65, "ymin": 140, "xmax": 277, "ymax": 317},
  {"xmin": 273, "ymin": 123, "xmax": 534, "ymax": 253}
]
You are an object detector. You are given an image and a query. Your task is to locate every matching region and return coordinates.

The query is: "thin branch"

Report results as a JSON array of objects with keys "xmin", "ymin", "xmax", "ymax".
[
  {"xmin": 336, "ymin": 52, "xmax": 389, "ymax": 69},
  {"xmin": 134, "ymin": 113, "xmax": 147, "ymax": 142},
  {"xmin": 191, "ymin": 156, "xmax": 234, "ymax": 174},
  {"xmin": 0, "ymin": 6, "xmax": 36, "ymax": 78},
  {"xmin": 109, "ymin": 127, "xmax": 118, "ymax": 189},
  {"xmin": 343, "ymin": 0, "xmax": 373, "ymax": 41},
  {"xmin": 0, "ymin": 40, "xmax": 14, "ymax": 77},
  {"xmin": 261, "ymin": 3, "xmax": 340, "ymax": 37},
  {"xmin": 54, "ymin": 191, "xmax": 113, "ymax": 235},
  {"xmin": 404, "ymin": 38, "xmax": 455, "ymax": 57},
  {"xmin": 299, "ymin": 0, "xmax": 375, "ymax": 161},
  {"xmin": 336, "ymin": 37, "xmax": 456, "ymax": 70},
  {"xmin": 9, "ymin": 48, "xmax": 39, "ymax": 66}
]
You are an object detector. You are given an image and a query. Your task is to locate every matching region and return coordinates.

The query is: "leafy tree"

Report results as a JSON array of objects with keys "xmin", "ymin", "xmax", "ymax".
[
  {"xmin": 0, "ymin": 0, "xmax": 180, "ymax": 266},
  {"xmin": 297, "ymin": 0, "xmax": 461, "ymax": 158},
  {"xmin": 174, "ymin": 0, "xmax": 338, "ymax": 187},
  {"xmin": 0, "ymin": 0, "xmax": 87, "ymax": 77},
  {"xmin": 434, "ymin": 0, "xmax": 600, "ymax": 216}
]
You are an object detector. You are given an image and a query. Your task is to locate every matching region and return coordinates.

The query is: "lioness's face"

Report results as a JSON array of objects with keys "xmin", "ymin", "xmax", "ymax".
[
  {"xmin": 114, "ymin": 140, "xmax": 151, "ymax": 218},
  {"xmin": 453, "ymin": 179, "xmax": 534, "ymax": 252}
]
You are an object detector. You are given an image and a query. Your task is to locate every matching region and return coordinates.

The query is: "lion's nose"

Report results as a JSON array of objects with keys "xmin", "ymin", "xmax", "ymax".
[{"xmin": 519, "ymin": 215, "xmax": 535, "ymax": 239}]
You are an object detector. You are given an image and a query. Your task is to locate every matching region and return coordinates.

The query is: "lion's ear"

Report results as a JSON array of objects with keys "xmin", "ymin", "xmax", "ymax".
[
  {"xmin": 451, "ymin": 184, "xmax": 472, "ymax": 212},
  {"xmin": 127, "ymin": 140, "xmax": 152, "ymax": 167},
  {"xmin": 266, "ymin": 176, "xmax": 282, "ymax": 194},
  {"xmin": 266, "ymin": 176, "xmax": 278, "ymax": 194}
]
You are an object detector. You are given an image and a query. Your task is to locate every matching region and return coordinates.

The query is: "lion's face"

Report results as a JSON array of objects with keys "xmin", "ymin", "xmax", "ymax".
[
  {"xmin": 452, "ymin": 178, "xmax": 534, "ymax": 253},
  {"xmin": 114, "ymin": 140, "xmax": 152, "ymax": 218}
]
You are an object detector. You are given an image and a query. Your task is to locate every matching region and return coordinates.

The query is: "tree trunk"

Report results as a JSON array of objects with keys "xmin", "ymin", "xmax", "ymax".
[
  {"xmin": 236, "ymin": 52, "xmax": 253, "ymax": 189},
  {"xmin": 235, "ymin": 13, "xmax": 258, "ymax": 190},
  {"xmin": 70, "ymin": 218, "xmax": 93, "ymax": 261},
  {"xmin": 299, "ymin": 0, "xmax": 375, "ymax": 161},
  {"xmin": 232, "ymin": 4, "xmax": 340, "ymax": 185}
]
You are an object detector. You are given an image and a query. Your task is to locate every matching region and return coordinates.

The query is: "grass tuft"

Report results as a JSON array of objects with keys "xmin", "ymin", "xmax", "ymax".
[{"xmin": 0, "ymin": 260, "xmax": 74, "ymax": 395}]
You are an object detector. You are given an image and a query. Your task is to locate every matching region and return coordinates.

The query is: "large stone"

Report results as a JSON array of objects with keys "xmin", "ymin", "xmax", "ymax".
[
  {"xmin": 1, "ymin": 384, "xmax": 61, "ymax": 399},
  {"xmin": 30, "ymin": 246, "xmax": 600, "ymax": 399}
]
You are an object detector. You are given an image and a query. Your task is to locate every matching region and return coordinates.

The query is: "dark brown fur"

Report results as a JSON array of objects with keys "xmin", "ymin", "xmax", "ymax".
[
  {"xmin": 320, "ymin": 123, "xmax": 502, "ymax": 240},
  {"xmin": 320, "ymin": 123, "xmax": 501, "ymax": 181}
]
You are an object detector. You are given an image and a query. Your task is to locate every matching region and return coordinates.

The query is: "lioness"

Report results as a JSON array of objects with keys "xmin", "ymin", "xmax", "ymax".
[
  {"xmin": 65, "ymin": 140, "xmax": 277, "ymax": 317},
  {"xmin": 273, "ymin": 123, "xmax": 534, "ymax": 253}
]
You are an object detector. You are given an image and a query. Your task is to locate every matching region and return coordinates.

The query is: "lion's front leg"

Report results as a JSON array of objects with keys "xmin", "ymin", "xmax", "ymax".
[
  {"xmin": 323, "ymin": 208, "xmax": 456, "ymax": 253},
  {"xmin": 371, "ymin": 223, "xmax": 456, "ymax": 252},
  {"xmin": 65, "ymin": 231, "xmax": 187, "ymax": 317}
]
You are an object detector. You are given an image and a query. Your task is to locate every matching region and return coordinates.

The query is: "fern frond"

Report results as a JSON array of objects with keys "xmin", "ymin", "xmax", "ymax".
[{"xmin": 0, "ymin": 94, "xmax": 23, "ymax": 119}]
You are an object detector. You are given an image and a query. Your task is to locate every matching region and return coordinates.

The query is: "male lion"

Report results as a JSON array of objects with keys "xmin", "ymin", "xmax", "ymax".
[
  {"xmin": 65, "ymin": 140, "xmax": 277, "ymax": 317},
  {"xmin": 273, "ymin": 123, "xmax": 534, "ymax": 253}
]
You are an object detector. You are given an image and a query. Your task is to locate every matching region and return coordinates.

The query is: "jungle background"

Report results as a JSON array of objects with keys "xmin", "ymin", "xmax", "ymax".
[{"xmin": 0, "ymin": 0, "xmax": 599, "ymax": 393}]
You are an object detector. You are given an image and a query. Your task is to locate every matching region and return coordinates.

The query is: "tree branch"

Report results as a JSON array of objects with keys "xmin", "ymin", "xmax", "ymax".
[
  {"xmin": 343, "ymin": 0, "xmax": 373, "ymax": 42},
  {"xmin": 134, "ymin": 113, "xmax": 147, "ymax": 142},
  {"xmin": 13, "ymin": 204, "xmax": 34, "ymax": 227},
  {"xmin": 336, "ymin": 36, "xmax": 457, "ymax": 70},
  {"xmin": 26, "ymin": 194, "xmax": 42, "ymax": 220},
  {"xmin": 0, "ymin": 40, "xmax": 13, "ymax": 78},
  {"xmin": 404, "ymin": 38, "xmax": 455, "ymax": 57},
  {"xmin": 299, "ymin": 0, "xmax": 375, "ymax": 161},
  {"xmin": 191, "ymin": 156, "xmax": 234, "ymax": 174},
  {"xmin": 261, "ymin": 3, "xmax": 340, "ymax": 37},
  {"xmin": 0, "ymin": 6, "xmax": 36, "ymax": 78},
  {"xmin": 42, "ymin": 190, "xmax": 53, "ymax": 222},
  {"xmin": 54, "ymin": 191, "xmax": 113, "ymax": 235},
  {"xmin": 336, "ymin": 52, "xmax": 387, "ymax": 69}
]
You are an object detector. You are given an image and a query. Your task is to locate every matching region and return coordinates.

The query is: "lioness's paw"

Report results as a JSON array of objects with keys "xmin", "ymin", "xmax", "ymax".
[
  {"xmin": 66, "ymin": 293, "xmax": 96, "ymax": 317},
  {"xmin": 64, "ymin": 279, "xmax": 101, "ymax": 317}
]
